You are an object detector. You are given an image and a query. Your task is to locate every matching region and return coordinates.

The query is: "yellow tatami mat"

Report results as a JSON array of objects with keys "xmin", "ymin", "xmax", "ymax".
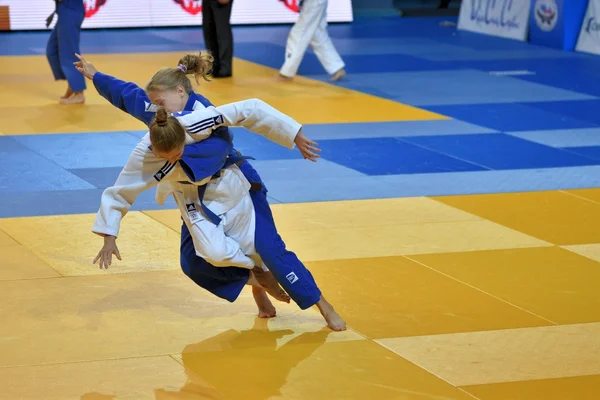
[
  {"xmin": 0, "ymin": 212, "xmax": 181, "ymax": 276},
  {"xmin": 0, "ymin": 53, "xmax": 446, "ymax": 135},
  {"xmin": 377, "ymin": 322, "xmax": 600, "ymax": 386},
  {"xmin": 2, "ymin": 193, "xmax": 600, "ymax": 399}
]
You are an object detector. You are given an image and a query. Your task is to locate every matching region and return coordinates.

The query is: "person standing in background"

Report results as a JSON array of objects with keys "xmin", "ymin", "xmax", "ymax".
[
  {"xmin": 201, "ymin": 0, "xmax": 234, "ymax": 78},
  {"xmin": 278, "ymin": 0, "xmax": 345, "ymax": 81},
  {"xmin": 46, "ymin": 0, "xmax": 86, "ymax": 104}
]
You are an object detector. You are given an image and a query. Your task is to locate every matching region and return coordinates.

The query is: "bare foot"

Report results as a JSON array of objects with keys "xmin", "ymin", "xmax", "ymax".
[
  {"xmin": 316, "ymin": 296, "xmax": 346, "ymax": 331},
  {"xmin": 61, "ymin": 86, "xmax": 73, "ymax": 99},
  {"xmin": 60, "ymin": 91, "xmax": 85, "ymax": 105},
  {"xmin": 252, "ymin": 286, "xmax": 277, "ymax": 318},
  {"xmin": 252, "ymin": 267, "xmax": 291, "ymax": 304},
  {"xmin": 330, "ymin": 68, "xmax": 346, "ymax": 81}
]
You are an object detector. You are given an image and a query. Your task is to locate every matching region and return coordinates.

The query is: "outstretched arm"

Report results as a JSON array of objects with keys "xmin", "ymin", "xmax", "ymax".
[
  {"xmin": 92, "ymin": 142, "xmax": 170, "ymax": 269},
  {"xmin": 176, "ymin": 98, "xmax": 321, "ymax": 161},
  {"xmin": 74, "ymin": 54, "xmax": 155, "ymax": 126},
  {"xmin": 92, "ymin": 143, "xmax": 165, "ymax": 239}
]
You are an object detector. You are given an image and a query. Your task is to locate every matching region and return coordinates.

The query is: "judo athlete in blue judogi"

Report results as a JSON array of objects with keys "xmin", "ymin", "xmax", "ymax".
[
  {"xmin": 82, "ymin": 67, "xmax": 347, "ymax": 331},
  {"xmin": 93, "ymin": 101, "xmax": 292, "ymax": 305},
  {"xmin": 46, "ymin": 0, "xmax": 86, "ymax": 104}
]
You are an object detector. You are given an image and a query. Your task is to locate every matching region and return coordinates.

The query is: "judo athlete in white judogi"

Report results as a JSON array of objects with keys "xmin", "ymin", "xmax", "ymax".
[
  {"xmin": 75, "ymin": 53, "xmax": 346, "ymax": 330},
  {"xmin": 279, "ymin": 0, "xmax": 346, "ymax": 81},
  {"xmin": 93, "ymin": 100, "xmax": 295, "ymax": 302},
  {"xmin": 91, "ymin": 99, "xmax": 347, "ymax": 330}
]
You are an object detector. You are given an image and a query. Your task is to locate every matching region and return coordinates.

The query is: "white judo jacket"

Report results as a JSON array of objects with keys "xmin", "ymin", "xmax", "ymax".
[{"xmin": 92, "ymin": 98, "xmax": 302, "ymax": 269}]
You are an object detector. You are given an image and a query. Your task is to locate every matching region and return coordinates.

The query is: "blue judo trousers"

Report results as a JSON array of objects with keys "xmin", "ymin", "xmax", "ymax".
[
  {"xmin": 46, "ymin": 0, "xmax": 86, "ymax": 93},
  {"xmin": 93, "ymin": 72, "xmax": 322, "ymax": 309}
]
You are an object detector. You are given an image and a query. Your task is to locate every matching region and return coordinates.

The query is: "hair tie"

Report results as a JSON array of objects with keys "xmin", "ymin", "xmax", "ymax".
[{"xmin": 177, "ymin": 64, "xmax": 187, "ymax": 73}]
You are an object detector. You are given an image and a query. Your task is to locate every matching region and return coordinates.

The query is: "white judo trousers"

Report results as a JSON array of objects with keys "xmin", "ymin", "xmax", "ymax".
[{"xmin": 280, "ymin": 0, "xmax": 345, "ymax": 78}]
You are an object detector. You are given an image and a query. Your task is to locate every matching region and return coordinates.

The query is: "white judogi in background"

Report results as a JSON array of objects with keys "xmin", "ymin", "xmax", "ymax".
[
  {"xmin": 92, "ymin": 99, "xmax": 301, "ymax": 270},
  {"xmin": 280, "ymin": 0, "xmax": 345, "ymax": 78}
]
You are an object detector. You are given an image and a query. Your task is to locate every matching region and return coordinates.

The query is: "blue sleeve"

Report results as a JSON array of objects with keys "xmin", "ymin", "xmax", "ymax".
[{"xmin": 92, "ymin": 72, "xmax": 155, "ymax": 127}]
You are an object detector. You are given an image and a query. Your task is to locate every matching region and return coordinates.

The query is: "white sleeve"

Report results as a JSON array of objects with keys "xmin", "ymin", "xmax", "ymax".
[
  {"xmin": 92, "ymin": 143, "xmax": 165, "ymax": 237},
  {"xmin": 176, "ymin": 98, "xmax": 302, "ymax": 149},
  {"xmin": 187, "ymin": 218, "xmax": 255, "ymax": 269}
]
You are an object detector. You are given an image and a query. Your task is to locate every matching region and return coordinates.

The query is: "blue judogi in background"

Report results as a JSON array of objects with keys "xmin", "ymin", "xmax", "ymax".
[{"xmin": 46, "ymin": 0, "xmax": 87, "ymax": 101}]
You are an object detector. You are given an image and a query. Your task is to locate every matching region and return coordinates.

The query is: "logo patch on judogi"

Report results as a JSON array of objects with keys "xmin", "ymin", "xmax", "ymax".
[
  {"xmin": 186, "ymin": 203, "xmax": 202, "ymax": 224},
  {"xmin": 286, "ymin": 272, "xmax": 299, "ymax": 284},
  {"xmin": 187, "ymin": 115, "xmax": 226, "ymax": 134},
  {"xmin": 153, "ymin": 161, "xmax": 175, "ymax": 182}
]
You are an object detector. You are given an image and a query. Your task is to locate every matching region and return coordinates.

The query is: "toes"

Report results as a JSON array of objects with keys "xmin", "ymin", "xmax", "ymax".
[
  {"xmin": 258, "ymin": 310, "xmax": 277, "ymax": 318},
  {"xmin": 278, "ymin": 289, "xmax": 291, "ymax": 300},
  {"xmin": 328, "ymin": 323, "xmax": 346, "ymax": 331}
]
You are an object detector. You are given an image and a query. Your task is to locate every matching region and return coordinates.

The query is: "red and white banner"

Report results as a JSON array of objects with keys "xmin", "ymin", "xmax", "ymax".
[{"xmin": 0, "ymin": 0, "xmax": 353, "ymax": 31}]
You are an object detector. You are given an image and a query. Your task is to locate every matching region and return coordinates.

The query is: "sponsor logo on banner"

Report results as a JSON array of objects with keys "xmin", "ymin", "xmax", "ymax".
[
  {"xmin": 3, "ymin": 0, "xmax": 352, "ymax": 30},
  {"xmin": 84, "ymin": 0, "xmax": 108, "ymax": 19},
  {"xmin": 534, "ymin": 0, "xmax": 558, "ymax": 31},
  {"xmin": 169, "ymin": 0, "xmax": 301, "ymax": 15},
  {"xmin": 458, "ymin": 0, "xmax": 532, "ymax": 41},
  {"xmin": 173, "ymin": 0, "xmax": 203, "ymax": 16},
  {"xmin": 577, "ymin": 0, "xmax": 600, "ymax": 55}
]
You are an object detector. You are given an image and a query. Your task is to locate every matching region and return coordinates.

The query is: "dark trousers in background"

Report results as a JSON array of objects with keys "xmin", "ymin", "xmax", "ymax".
[{"xmin": 202, "ymin": 0, "xmax": 234, "ymax": 77}]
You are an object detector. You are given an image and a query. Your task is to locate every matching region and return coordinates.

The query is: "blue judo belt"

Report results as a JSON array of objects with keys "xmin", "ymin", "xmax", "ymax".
[{"xmin": 178, "ymin": 153, "xmax": 255, "ymax": 226}]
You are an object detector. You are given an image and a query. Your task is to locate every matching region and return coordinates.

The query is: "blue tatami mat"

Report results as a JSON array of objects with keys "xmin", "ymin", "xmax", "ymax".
[
  {"xmin": 424, "ymin": 103, "xmax": 599, "ymax": 132},
  {"xmin": 329, "ymin": 70, "xmax": 595, "ymax": 106},
  {"xmin": 317, "ymin": 137, "xmax": 486, "ymax": 175},
  {"xmin": 14, "ymin": 132, "xmax": 142, "ymax": 169},
  {"xmin": 302, "ymin": 120, "xmax": 497, "ymax": 140},
  {"xmin": 2, "ymin": 15, "xmax": 600, "ymax": 218},
  {"xmin": 507, "ymin": 128, "xmax": 600, "ymax": 148},
  {"xmin": 0, "ymin": 151, "xmax": 95, "ymax": 193},
  {"xmin": 402, "ymin": 134, "xmax": 600, "ymax": 170}
]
